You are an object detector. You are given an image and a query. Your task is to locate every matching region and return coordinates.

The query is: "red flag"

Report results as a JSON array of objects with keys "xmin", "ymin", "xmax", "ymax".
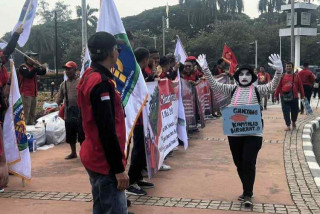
[{"xmin": 222, "ymin": 44, "xmax": 238, "ymax": 75}]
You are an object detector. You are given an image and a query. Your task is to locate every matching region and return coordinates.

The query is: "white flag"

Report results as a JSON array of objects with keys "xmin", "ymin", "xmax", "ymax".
[
  {"xmin": 174, "ymin": 37, "xmax": 188, "ymax": 149},
  {"xmin": 3, "ymin": 60, "xmax": 31, "ymax": 180},
  {"xmin": 97, "ymin": 0, "xmax": 149, "ymax": 155},
  {"xmin": 80, "ymin": 46, "xmax": 91, "ymax": 78},
  {"xmin": 13, "ymin": 0, "xmax": 38, "ymax": 47}
]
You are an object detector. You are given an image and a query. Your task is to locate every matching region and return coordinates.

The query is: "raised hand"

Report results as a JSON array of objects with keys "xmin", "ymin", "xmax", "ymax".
[
  {"xmin": 268, "ymin": 54, "xmax": 283, "ymax": 74},
  {"xmin": 197, "ymin": 54, "xmax": 209, "ymax": 71}
]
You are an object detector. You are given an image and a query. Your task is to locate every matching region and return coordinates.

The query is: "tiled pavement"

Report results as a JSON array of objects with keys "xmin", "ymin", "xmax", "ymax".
[{"xmin": 2, "ymin": 105, "xmax": 320, "ymax": 213}]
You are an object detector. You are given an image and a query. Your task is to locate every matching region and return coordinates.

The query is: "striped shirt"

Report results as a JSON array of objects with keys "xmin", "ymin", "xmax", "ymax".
[{"xmin": 203, "ymin": 68, "xmax": 282, "ymax": 136}]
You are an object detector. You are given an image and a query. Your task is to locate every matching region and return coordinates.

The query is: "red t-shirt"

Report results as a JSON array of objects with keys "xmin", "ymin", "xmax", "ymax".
[
  {"xmin": 183, "ymin": 74, "xmax": 197, "ymax": 82},
  {"xmin": 144, "ymin": 66, "xmax": 152, "ymax": 76},
  {"xmin": 298, "ymin": 69, "xmax": 315, "ymax": 87},
  {"xmin": 275, "ymin": 73, "xmax": 305, "ymax": 99},
  {"xmin": 257, "ymin": 72, "xmax": 270, "ymax": 84}
]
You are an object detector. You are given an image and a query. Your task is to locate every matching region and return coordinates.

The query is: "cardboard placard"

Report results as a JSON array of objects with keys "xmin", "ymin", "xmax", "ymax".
[{"xmin": 221, "ymin": 105, "xmax": 263, "ymax": 136}]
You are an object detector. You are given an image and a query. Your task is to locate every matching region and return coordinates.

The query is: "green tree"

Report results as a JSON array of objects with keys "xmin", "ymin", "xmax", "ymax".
[{"xmin": 76, "ymin": 4, "xmax": 98, "ymax": 28}]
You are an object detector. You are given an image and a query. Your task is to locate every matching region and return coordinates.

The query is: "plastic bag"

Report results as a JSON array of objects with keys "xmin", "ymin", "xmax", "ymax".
[
  {"xmin": 37, "ymin": 111, "xmax": 66, "ymax": 145},
  {"xmin": 26, "ymin": 123, "xmax": 46, "ymax": 147}
]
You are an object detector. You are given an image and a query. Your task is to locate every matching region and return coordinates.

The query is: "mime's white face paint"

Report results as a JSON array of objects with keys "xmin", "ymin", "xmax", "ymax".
[{"xmin": 239, "ymin": 69, "xmax": 252, "ymax": 86}]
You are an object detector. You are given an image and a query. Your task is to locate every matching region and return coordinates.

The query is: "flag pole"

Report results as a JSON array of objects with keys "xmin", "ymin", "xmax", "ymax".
[
  {"xmin": 0, "ymin": 39, "xmax": 42, "ymax": 67},
  {"xmin": 22, "ymin": 0, "xmax": 32, "ymax": 25}
]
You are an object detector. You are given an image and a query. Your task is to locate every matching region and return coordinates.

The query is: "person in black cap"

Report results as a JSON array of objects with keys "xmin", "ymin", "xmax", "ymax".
[
  {"xmin": 197, "ymin": 54, "xmax": 283, "ymax": 207},
  {"xmin": 77, "ymin": 31, "xmax": 131, "ymax": 214},
  {"xmin": 18, "ymin": 51, "xmax": 47, "ymax": 125}
]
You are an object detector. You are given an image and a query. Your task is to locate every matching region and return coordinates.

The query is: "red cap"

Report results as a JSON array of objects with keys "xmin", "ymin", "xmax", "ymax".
[
  {"xmin": 186, "ymin": 56, "xmax": 197, "ymax": 61},
  {"xmin": 62, "ymin": 61, "xmax": 78, "ymax": 69}
]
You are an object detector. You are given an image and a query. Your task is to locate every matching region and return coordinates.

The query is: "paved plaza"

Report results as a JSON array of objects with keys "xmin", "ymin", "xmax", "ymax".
[{"xmin": 1, "ymin": 100, "xmax": 320, "ymax": 214}]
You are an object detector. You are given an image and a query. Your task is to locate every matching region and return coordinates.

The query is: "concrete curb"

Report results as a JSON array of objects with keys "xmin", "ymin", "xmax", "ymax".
[{"xmin": 302, "ymin": 116, "xmax": 320, "ymax": 191}]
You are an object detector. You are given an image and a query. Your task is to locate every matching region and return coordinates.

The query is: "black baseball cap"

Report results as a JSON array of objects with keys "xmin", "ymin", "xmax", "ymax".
[{"xmin": 88, "ymin": 32, "xmax": 118, "ymax": 55}]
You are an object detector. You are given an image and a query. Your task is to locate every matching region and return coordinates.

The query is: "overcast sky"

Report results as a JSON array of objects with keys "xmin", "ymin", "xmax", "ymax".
[{"xmin": 1, "ymin": 0, "xmax": 260, "ymax": 37}]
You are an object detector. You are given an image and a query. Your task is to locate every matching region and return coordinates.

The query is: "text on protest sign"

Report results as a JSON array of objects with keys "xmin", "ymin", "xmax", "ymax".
[{"xmin": 221, "ymin": 104, "xmax": 263, "ymax": 136}]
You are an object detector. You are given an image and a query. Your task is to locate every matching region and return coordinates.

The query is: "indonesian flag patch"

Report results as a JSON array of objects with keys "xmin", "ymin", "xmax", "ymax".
[{"xmin": 100, "ymin": 92, "xmax": 110, "ymax": 101}]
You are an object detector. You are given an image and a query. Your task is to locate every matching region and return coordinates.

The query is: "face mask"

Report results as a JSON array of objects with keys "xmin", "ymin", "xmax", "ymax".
[{"xmin": 239, "ymin": 70, "xmax": 252, "ymax": 86}]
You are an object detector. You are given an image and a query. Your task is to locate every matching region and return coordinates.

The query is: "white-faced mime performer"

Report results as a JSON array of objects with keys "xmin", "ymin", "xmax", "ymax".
[{"xmin": 197, "ymin": 54, "xmax": 283, "ymax": 207}]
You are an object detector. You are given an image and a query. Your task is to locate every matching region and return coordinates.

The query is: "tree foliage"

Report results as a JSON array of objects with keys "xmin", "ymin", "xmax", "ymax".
[{"xmin": 2, "ymin": 1, "xmax": 320, "ymax": 73}]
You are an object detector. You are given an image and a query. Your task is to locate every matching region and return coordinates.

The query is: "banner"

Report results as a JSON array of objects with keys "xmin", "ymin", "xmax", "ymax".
[
  {"xmin": 174, "ymin": 37, "xmax": 188, "ymax": 149},
  {"xmin": 181, "ymin": 79, "xmax": 197, "ymax": 131},
  {"xmin": 195, "ymin": 80, "xmax": 213, "ymax": 120},
  {"xmin": 97, "ymin": 0, "xmax": 149, "ymax": 155},
  {"xmin": 221, "ymin": 104, "xmax": 262, "ymax": 136},
  {"xmin": 3, "ymin": 60, "xmax": 31, "ymax": 180},
  {"xmin": 13, "ymin": 0, "xmax": 38, "ymax": 47},
  {"xmin": 143, "ymin": 80, "xmax": 179, "ymax": 178},
  {"xmin": 211, "ymin": 75, "xmax": 231, "ymax": 111}
]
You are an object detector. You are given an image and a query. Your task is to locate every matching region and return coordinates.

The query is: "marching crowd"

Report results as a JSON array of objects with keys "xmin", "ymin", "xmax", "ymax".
[{"xmin": 1, "ymin": 26, "xmax": 320, "ymax": 214}]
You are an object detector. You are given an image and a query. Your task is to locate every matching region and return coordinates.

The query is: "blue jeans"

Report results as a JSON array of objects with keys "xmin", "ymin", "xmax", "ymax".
[
  {"xmin": 281, "ymin": 97, "xmax": 299, "ymax": 126},
  {"xmin": 86, "ymin": 169, "xmax": 128, "ymax": 214}
]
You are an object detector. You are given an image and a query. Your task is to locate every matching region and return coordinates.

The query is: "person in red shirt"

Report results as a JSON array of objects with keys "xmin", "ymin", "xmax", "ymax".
[
  {"xmin": 257, "ymin": 66, "xmax": 271, "ymax": 110},
  {"xmin": 298, "ymin": 63, "xmax": 315, "ymax": 114},
  {"xmin": 0, "ymin": 25, "xmax": 24, "ymax": 191},
  {"xmin": 159, "ymin": 56, "xmax": 171, "ymax": 79},
  {"xmin": 144, "ymin": 48, "xmax": 160, "ymax": 80},
  {"xmin": 19, "ymin": 51, "xmax": 47, "ymax": 125},
  {"xmin": 78, "ymin": 32, "xmax": 130, "ymax": 213},
  {"xmin": 182, "ymin": 60, "xmax": 199, "ymax": 84},
  {"xmin": 274, "ymin": 62, "xmax": 305, "ymax": 131}
]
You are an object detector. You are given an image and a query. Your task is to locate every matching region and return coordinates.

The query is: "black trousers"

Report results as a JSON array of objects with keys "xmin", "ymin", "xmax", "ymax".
[
  {"xmin": 228, "ymin": 136, "xmax": 262, "ymax": 197},
  {"xmin": 128, "ymin": 125, "xmax": 147, "ymax": 185},
  {"xmin": 313, "ymin": 87, "xmax": 320, "ymax": 98},
  {"xmin": 301, "ymin": 85, "xmax": 312, "ymax": 113},
  {"xmin": 281, "ymin": 98, "xmax": 299, "ymax": 127}
]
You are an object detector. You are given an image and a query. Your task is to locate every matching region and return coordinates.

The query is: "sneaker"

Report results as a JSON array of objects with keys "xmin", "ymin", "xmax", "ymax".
[
  {"xmin": 159, "ymin": 164, "xmax": 171, "ymax": 171},
  {"xmin": 284, "ymin": 126, "xmax": 291, "ymax": 131},
  {"xmin": 292, "ymin": 122, "xmax": 296, "ymax": 129},
  {"xmin": 243, "ymin": 196, "xmax": 253, "ymax": 207},
  {"xmin": 238, "ymin": 194, "xmax": 244, "ymax": 201},
  {"xmin": 126, "ymin": 184, "xmax": 147, "ymax": 196},
  {"xmin": 137, "ymin": 180, "xmax": 154, "ymax": 189},
  {"xmin": 238, "ymin": 194, "xmax": 253, "ymax": 201},
  {"xmin": 173, "ymin": 147, "xmax": 179, "ymax": 151},
  {"xmin": 0, "ymin": 189, "xmax": 4, "ymax": 193}
]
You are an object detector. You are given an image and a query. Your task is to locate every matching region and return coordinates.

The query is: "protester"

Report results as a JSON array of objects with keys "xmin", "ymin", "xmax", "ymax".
[
  {"xmin": 57, "ymin": 61, "xmax": 84, "ymax": 160},
  {"xmin": 186, "ymin": 56, "xmax": 204, "ymax": 79},
  {"xmin": 298, "ymin": 63, "xmax": 315, "ymax": 114},
  {"xmin": 18, "ymin": 51, "xmax": 47, "ymax": 125},
  {"xmin": 126, "ymin": 47, "xmax": 154, "ymax": 196},
  {"xmin": 257, "ymin": 66, "xmax": 271, "ymax": 110},
  {"xmin": 78, "ymin": 32, "xmax": 130, "ymax": 214},
  {"xmin": 212, "ymin": 58, "xmax": 227, "ymax": 78},
  {"xmin": 165, "ymin": 53, "xmax": 179, "ymax": 80},
  {"xmin": 0, "ymin": 25, "xmax": 24, "ymax": 192},
  {"xmin": 144, "ymin": 48, "xmax": 160, "ymax": 81},
  {"xmin": 158, "ymin": 56, "xmax": 171, "ymax": 79},
  {"xmin": 274, "ymin": 62, "xmax": 305, "ymax": 131},
  {"xmin": 182, "ymin": 59, "xmax": 199, "ymax": 84},
  {"xmin": 313, "ymin": 69, "xmax": 320, "ymax": 99},
  {"xmin": 198, "ymin": 54, "xmax": 283, "ymax": 207}
]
